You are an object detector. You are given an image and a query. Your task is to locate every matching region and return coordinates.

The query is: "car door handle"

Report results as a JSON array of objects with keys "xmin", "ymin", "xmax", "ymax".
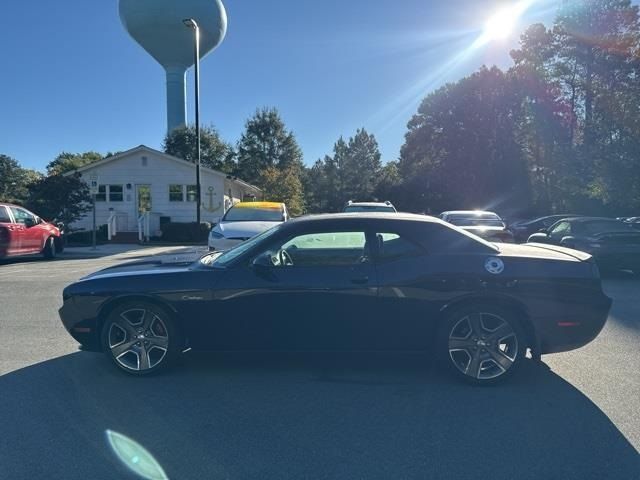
[{"xmin": 350, "ymin": 276, "xmax": 369, "ymax": 284}]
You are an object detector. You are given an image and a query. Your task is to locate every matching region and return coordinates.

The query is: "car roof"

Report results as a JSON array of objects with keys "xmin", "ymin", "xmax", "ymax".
[
  {"xmin": 441, "ymin": 210, "xmax": 499, "ymax": 216},
  {"xmin": 0, "ymin": 202, "xmax": 23, "ymax": 208},
  {"xmin": 233, "ymin": 201, "xmax": 284, "ymax": 209},
  {"xmin": 564, "ymin": 216, "xmax": 621, "ymax": 223},
  {"xmin": 289, "ymin": 212, "xmax": 435, "ymax": 224},
  {"xmin": 346, "ymin": 202, "xmax": 394, "ymax": 207}
]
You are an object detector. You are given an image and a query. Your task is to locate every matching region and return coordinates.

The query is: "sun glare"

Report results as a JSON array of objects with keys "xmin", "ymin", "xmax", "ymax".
[
  {"xmin": 477, "ymin": 1, "xmax": 534, "ymax": 46},
  {"xmin": 484, "ymin": 6, "xmax": 519, "ymax": 40}
]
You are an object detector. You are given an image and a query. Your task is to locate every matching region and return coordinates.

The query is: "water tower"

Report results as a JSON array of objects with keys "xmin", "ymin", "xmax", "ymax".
[{"xmin": 119, "ymin": 0, "xmax": 227, "ymax": 132}]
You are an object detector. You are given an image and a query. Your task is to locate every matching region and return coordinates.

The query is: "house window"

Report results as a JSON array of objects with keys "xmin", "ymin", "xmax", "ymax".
[
  {"xmin": 186, "ymin": 185, "xmax": 198, "ymax": 202},
  {"xmin": 95, "ymin": 185, "xmax": 107, "ymax": 202},
  {"xmin": 169, "ymin": 184, "xmax": 184, "ymax": 202},
  {"xmin": 109, "ymin": 185, "xmax": 124, "ymax": 202}
]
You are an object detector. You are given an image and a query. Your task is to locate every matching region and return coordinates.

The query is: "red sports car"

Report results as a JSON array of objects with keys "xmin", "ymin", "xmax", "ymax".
[{"xmin": 0, "ymin": 203, "xmax": 63, "ymax": 259}]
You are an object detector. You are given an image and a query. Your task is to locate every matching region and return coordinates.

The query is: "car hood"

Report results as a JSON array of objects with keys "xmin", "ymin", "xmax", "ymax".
[
  {"xmin": 216, "ymin": 221, "xmax": 280, "ymax": 238},
  {"xmin": 81, "ymin": 258, "xmax": 195, "ymax": 281},
  {"xmin": 498, "ymin": 242, "xmax": 591, "ymax": 262}
]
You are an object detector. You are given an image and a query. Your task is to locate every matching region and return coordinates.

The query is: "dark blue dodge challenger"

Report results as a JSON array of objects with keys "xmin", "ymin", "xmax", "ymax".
[{"xmin": 60, "ymin": 213, "xmax": 611, "ymax": 384}]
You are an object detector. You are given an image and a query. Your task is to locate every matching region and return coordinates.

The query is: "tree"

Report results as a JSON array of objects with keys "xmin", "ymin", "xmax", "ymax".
[
  {"xmin": 236, "ymin": 108, "xmax": 304, "ymax": 185},
  {"xmin": 373, "ymin": 161, "xmax": 401, "ymax": 203},
  {"xmin": 0, "ymin": 155, "xmax": 42, "ymax": 204},
  {"xmin": 510, "ymin": 24, "xmax": 574, "ymax": 213},
  {"xmin": 163, "ymin": 124, "xmax": 236, "ymax": 173},
  {"xmin": 336, "ymin": 129, "xmax": 383, "ymax": 202},
  {"xmin": 552, "ymin": 0, "xmax": 640, "ymax": 212},
  {"xmin": 25, "ymin": 173, "xmax": 91, "ymax": 225},
  {"xmin": 46, "ymin": 152, "xmax": 102, "ymax": 176},
  {"xmin": 399, "ymin": 66, "xmax": 532, "ymax": 215},
  {"xmin": 304, "ymin": 129, "xmax": 383, "ymax": 212},
  {"xmin": 258, "ymin": 166, "xmax": 305, "ymax": 216}
]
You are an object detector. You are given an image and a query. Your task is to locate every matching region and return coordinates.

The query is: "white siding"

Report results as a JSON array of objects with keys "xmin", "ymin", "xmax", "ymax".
[{"xmin": 72, "ymin": 148, "xmax": 258, "ymax": 235}]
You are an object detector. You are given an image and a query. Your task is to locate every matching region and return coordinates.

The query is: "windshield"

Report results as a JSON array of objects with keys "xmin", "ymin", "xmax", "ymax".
[
  {"xmin": 204, "ymin": 224, "xmax": 282, "ymax": 266},
  {"xmin": 223, "ymin": 207, "xmax": 284, "ymax": 222},
  {"xmin": 344, "ymin": 205, "xmax": 395, "ymax": 213}
]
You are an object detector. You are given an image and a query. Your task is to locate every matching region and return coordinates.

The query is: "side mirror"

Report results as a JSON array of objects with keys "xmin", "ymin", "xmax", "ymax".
[
  {"xmin": 251, "ymin": 252, "xmax": 273, "ymax": 270},
  {"xmin": 23, "ymin": 218, "xmax": 36, "ymax": 228}
]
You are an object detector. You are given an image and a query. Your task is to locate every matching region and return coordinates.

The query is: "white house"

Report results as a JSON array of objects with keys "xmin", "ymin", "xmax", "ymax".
[{"xmin": 67, "ymin": 145, "xmax": 261, "ymax": 238}]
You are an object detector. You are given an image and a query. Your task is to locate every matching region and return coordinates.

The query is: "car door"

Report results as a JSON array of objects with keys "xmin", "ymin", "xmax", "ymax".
[
  {"xmin": 200, "ymin": 226, "xmax": 379, "ymax": 351},
  {"xmin": 371, "ymin": 229, "xmax": 440, "ymax": 349},
  {"xmin": 5, "ymin": 207, "xmax": 29, "ymax": 254},
  {"xmin": 9, "ymin": 207, "xmax": 41, "ymax": 252},
  {"xmin": 0, "ymin": 206, "xmax": 23, "ymax": 255}
]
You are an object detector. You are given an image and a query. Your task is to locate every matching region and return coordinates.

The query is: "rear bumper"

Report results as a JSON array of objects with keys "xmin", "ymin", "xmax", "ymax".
[{"xmin": 534, "ymin": 293, "xmax": 612, "ymax": 354}]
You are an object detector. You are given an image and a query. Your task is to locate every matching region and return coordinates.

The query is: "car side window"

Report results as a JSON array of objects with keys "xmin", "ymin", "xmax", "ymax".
[
  {"xmin": 375, "ymin": 232, "xmax": 424, "ymax": 262},
  {"xmin": 9, "ymin": 207, "xmax": 34, "ymax": 225},
  {"xmin": 0, "ymin": 206, "xmax": 12, "ymax": 223},
  {"xmin": 549, "ymin": 221, "xmax": 570, "ymax": 236},
  {"xmin": 278, "ymin": 231, "xmax": 367, "ymax": 267}
]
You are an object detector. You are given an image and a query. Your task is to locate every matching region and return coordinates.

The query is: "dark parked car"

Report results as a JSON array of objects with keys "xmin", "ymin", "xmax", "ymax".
[
  {"xmin": 0, "ymin": 203, "xmax": 63, "ymax": 260},
  {"xmin": 527, "ymin": 217, "xmax": 640, "ymax": 273},
  {"xmin": 60, "ymin": 213, "xmax": 611, "ymax": 384},
  {"xmin": 439, "ymin": 210, "xmax": 514, "ymax": 243},
  {"xmin": 622, "ymin": 216, "xmax": 640, "ymax": 230},
  {"xmin": 509, "ymin": 214, "xmax": 582, "ymax": 243}
]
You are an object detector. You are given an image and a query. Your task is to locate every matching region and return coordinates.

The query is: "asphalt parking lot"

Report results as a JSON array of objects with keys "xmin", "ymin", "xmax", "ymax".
[{"xmin": 0, "ymin": 246, "xmax": 638, "ymax": 479}]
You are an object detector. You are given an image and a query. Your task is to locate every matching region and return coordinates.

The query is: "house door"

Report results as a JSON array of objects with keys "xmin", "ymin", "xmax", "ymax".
[{"xmin": 136, "ymin": 185, "xmax": 152, "ymax": 217}]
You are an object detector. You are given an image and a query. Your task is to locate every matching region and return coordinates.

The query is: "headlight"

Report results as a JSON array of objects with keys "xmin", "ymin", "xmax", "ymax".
[{"xmin": 210, "ymin": 230, "xmax": 224, "ymax": 239}]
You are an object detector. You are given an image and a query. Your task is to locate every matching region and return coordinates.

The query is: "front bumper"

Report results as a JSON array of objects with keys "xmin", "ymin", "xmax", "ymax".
[
  {"xmin": 59, "ymin": 299, "xmax": 102, "ymax": 351},
  {"xmin": 208, "ymin": 237, "xmax": 245, "ymax": 251}
]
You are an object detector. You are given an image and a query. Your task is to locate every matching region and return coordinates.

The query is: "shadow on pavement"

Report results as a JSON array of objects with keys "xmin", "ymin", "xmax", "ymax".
[
  {"xmin": 603, "ymin": 275, "xmax": 640, "ymax": 331},
  {"xmin": 0, "ymin": 351, "xmax": 638, "ymax": 480}
]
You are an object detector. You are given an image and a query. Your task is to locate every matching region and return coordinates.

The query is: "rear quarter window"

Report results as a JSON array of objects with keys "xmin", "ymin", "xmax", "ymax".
[{"xmin": 406, "ymin": 222, "xmax": 497, "ymax": 254}]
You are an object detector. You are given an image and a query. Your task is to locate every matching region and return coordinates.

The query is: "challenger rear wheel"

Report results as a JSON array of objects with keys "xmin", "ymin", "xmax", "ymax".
[
  {"xmin": 438, "ymin": 305, "xmax": 526, "ymax": 385},
  {"xmin": 100, "ymin": 302, "xmax": 182, "ymax": 376}
]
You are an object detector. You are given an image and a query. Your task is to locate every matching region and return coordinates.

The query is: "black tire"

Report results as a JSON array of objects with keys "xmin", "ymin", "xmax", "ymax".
[
  {"xmin": 42, "ymin": 236, "xmax": 57, "ymax": 259},
  {"xmin": 100, "ymin": 301, "xmax": 183, "ymax": 376},
  {"xmin": 54, "ymin": 236, "xmax": 65, "ymax": 254},
  {"xmin": 437, "ymin": 304, "xmax": 526, "ymax": 386}
]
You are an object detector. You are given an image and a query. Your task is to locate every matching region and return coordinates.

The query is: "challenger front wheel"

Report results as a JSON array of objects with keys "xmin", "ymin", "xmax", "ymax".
[{"xmin": 101, "ymin": 302, "xmax": 182, "ymax": 375}]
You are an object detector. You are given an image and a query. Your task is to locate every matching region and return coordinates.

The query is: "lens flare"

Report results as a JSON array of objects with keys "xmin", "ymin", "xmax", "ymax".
[
  {"xmin": 106, "ymin": 430, "xmax": 169, "ymax": 480},
  {"xmin": 477, "ymin": 0, "xmax": 536, "ymax": 46}
]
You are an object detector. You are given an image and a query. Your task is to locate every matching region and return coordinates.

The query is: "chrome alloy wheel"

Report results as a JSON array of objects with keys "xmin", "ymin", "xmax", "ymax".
[
  {"xmin": 448, "ymin": 312, "xmax": 518, "ymax": 380},
  {"xmin": 107, "ymin": 308, "xmax": 169, "ymax": 371}
]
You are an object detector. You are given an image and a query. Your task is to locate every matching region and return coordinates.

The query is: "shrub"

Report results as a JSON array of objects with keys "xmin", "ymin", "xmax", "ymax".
[
  {"xmin": 65, "ymin": 224, "xmax": 108, "ymax": 245},
  {"xmin": 160, "ymin": 222, "xmax": 211, "ymax": 243}
]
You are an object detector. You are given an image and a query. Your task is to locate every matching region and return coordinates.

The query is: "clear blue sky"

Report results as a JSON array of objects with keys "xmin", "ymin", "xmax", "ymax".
[{"xmin": 1, "ymin": 0, "xmax": 562, "ymax": 172}]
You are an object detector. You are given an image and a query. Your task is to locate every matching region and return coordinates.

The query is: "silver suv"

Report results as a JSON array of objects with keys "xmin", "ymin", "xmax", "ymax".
[{"xmin": 343, "ymin": 201, "xmax": 397, "ymax": 213}]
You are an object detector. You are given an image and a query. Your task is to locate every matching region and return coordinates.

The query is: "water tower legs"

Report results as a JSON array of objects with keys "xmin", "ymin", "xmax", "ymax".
[{"xmin": 166, "ymin": 67, "xmax": 187, "ymax": 132}]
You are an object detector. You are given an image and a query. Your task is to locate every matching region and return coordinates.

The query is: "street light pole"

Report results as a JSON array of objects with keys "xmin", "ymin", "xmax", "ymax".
[{"xmin": 183, "ymin": 18, "xmax": 201, "ymax": 224}]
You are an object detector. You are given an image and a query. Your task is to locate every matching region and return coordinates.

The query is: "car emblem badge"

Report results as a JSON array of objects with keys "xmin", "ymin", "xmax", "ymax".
[{"xmin": 484, "ymin": 257, "xmax": 504, "ymax": 274}]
